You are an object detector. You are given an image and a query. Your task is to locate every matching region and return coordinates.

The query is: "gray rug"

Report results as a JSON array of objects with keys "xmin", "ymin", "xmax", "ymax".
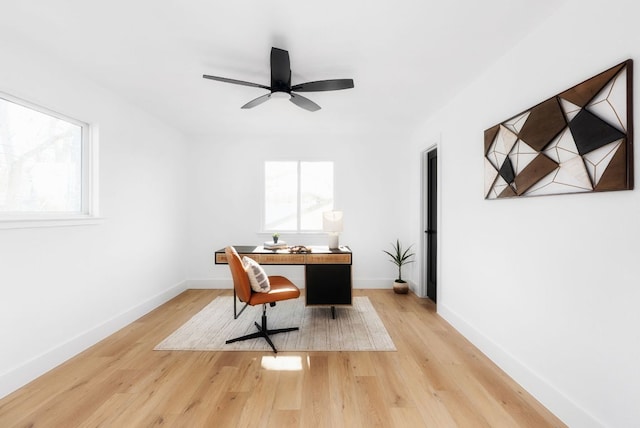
[{"xmin": 155, "ymin": 296, "xmax": 396, "ymax": 352}]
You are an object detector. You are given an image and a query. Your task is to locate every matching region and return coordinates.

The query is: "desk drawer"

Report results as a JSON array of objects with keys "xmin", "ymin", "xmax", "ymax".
[
  {"xmin": 259, "ymin": 254, "xmax": 305, "ymax": 265},
  {"xmin": 305, "ymin": 254, "xmax": 351, "ymax": 264},
  {"xmin": 215, "ymin": 253, "xmax": 261, "ymax": 264}
]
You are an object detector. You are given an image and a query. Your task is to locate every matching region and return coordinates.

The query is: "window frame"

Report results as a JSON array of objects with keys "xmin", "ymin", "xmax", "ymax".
[
  {"xmin": 0, "ymin": 92, "xmax": 100, "ymax": 229},
  {"xmin": 262, "ymin": 160, "xmax": 334, "ymax": 233}
]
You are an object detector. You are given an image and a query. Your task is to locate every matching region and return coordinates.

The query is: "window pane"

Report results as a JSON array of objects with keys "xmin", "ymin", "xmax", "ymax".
[
  {"xmin": 300, "ymin": 162, "xmax": 333, "ymax": 230},
  {"xmin": 0, "ymin": 97, "xmax": 82, "ymax": 213},
  {"xmin": 264, "ymin": 161, "xmax": 298, "ymax": 230},
  {"xmin": 264, "ymin": 161, "xmax": 334, "ymax": 232}
]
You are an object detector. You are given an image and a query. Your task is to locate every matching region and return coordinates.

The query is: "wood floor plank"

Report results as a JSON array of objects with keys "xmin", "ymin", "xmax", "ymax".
[
  {"xmin": 299, "ymin": 354, "xmax": 332, "ymax": 428},
  {"xmin": 266, "ymin": 409, "xmax": 300, "ymax": 428},
  {"xmin": 327, "ymin": 351, "xmax": 364, "ymax": 428},
  {"xmin": 229, "ymin": 353, "xmax": 263, "ymax": 393},
  {"xmin": 202, "ymin": 391, "xmax": 250, "ymax": 427},
  {"xmin": 234, "ymin": 365, "xmax": 279, "ymax": 428},
  {"xmin": 0, "ymin": 289, "xmax": 566, "ymax": 427},
  {"xmin": 353, "ymin": 375, "xmax": 395, "ymax": 427},
  {"xmin": 389, "ymin": 406, "xmax": 428, "ymax": 427},
  {"xmin": 273, "ymin": 369, "xmax": 303, "ymax": 410},
  {"xmin": 77, "ymin": 393, "xmax": 137, "ymax": 428},
  {"xmin": 173, "ymin": 363, "xmax": 240, "ymax": 427},
  {"xmin": 369, "ymin": 352, "xmax": 413, "ymax": 408},
  {"xmin": 393, "ymin": 354, "xmax": 460, "ymax": 426}
]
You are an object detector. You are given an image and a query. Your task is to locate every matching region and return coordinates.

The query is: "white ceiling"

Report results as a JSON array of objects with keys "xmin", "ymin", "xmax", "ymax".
[{"xmin": 1, "ymin": 0, "xmax": 563, "ymax": 139}]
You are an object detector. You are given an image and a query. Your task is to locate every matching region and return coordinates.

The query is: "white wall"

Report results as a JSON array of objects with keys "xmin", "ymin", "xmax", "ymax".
[
  {"xmin": 186, "ymin": 129, "xmax": 416, "ymax": 289},
  {"xmin": 0, "ymin": 33, "xmax": 189, "ymax": 397},
  {"xmin": 9, "ymin": 3, "xmax": 636, "ymax": 424},
  {"xmin": 408, "ymin": 1, "xmax": 640, "ymax": 426}
]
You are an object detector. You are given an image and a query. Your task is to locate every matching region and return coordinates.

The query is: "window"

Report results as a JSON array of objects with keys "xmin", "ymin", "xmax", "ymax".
[
  {"xmin": 0, "ymin": 92, "xmax": 96, "ymax": 227},
  {"xmin": 264, "ymin": 161, "xmax": 333, "ymax": 232}
]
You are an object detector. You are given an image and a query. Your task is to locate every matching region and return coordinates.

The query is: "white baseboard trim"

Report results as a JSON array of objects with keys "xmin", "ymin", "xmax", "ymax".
[
  {"xmin": 187, "ymin": 279, "xmax": 237, "ymax": 289},
  {"xmin": 186, "ymin": 278, "xmax": 397, "ymax": 290},
  {"xmin": 354, "ymin": 279, "xmax": 399, "ymax": 289},
  {"xmin": 0, "ymin": 280, "xmax": 188, "ymax": 400},
  {"xmin": 437, "ymin": 303, "xmax": 604, "ymax": 428}
]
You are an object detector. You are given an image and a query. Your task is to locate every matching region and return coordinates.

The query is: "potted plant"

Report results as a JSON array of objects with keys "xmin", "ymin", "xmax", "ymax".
[
  {"xmin": 272, "ymin": 232, "xmax": 280, "ymax": 243},
  {"xmin": 383, "ymin": 239, "xmax": 415, "ymax": 294}
]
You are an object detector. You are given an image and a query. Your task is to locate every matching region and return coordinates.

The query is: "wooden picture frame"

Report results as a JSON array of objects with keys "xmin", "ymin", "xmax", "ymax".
[{"xmin": 484, "ymin": 60, "xmax": 633, "ymax": 199}]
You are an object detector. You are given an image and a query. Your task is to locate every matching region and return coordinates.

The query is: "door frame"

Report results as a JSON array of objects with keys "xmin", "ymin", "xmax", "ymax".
[{"xmin": 420, "ymin": 143, "xmax": 441, "ymax": 300}]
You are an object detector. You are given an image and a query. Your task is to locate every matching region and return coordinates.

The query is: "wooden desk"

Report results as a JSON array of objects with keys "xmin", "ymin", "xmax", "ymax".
[{"xmin": 215, "ymin": 246, "xmax": 352, "ymax": 318}]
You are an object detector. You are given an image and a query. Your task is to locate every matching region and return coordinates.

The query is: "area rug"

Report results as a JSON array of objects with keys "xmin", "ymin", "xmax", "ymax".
[{"xmin": 155, "ymin": 296, "xmax": 396, "ymax": 352}]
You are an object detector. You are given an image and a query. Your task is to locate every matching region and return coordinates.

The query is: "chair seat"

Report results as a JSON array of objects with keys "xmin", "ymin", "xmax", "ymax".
[{"xmin": 248, "ymin": 275, "xmax": 301, "ymax": 306}]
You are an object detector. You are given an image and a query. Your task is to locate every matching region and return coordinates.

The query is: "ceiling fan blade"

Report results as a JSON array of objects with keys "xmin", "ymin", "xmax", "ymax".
[
  {"xmin": 203, "ymin": 74, "xmax": 270, "ymax": 90},
  {"xmin": 241, "ymin": 93, "xmax": 271, "ymax": 109},
  {"xmin": 270, "ymin": 47, "xmax": 291, "ymax": 90},
  {"xmin": 291, "ymin": 79, "xmax": 354, "ymax": 92},
  {"xmin": 290, "ymin": 93, "xmax": 321, "ymax": 112}
]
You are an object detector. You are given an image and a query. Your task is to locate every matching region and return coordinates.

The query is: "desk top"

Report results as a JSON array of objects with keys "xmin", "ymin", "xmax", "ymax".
[
  {"xmin": 219, "ymin": 245, "xmax": 351, "ymax": 254},
  {"xmin": 215, "ymin": 245, "xmax": 352, "ymax": 265}
]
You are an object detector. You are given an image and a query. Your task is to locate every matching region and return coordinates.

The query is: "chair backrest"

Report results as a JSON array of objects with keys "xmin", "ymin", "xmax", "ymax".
[{"xmin": 225, "ymin": 246, "xmax": 252, "ymax": 303}]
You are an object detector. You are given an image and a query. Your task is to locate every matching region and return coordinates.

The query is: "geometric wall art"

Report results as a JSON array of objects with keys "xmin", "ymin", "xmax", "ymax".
[{"xmin": 484, "ymin": 59, "xmax": 633, "ymax": 199}]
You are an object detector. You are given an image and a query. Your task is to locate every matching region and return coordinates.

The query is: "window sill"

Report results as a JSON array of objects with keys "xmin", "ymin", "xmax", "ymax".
[{"xmin": 0, "ymin": 216, "xmax": 104, "ymax": 230}]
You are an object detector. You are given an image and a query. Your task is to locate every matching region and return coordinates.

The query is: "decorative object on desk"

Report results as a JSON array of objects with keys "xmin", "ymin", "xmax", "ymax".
[
  {"xmin": 384, "ymin": 239, "xmax": 415, "ymax": 294},
  {"xmin": 154, "ymin": 296, "xmax": 395, "ymax": 352},
  {"xmin": 484, "ymin": 59, "xmax": 633, "ymax": 199},
  {"xmin": 289, "ymin": 245, "xmax": 312, "ymax": 253},
  {"xmin": 264, "ymin": 240, "xmax": 287, "ymax": 250},
  {"xmin": 323, "ymin": 210, "xmax": 343, "ymax": 249},
  {"xmin": 272, "ymin": 232, "xmax": 279, "ymax": 243}
]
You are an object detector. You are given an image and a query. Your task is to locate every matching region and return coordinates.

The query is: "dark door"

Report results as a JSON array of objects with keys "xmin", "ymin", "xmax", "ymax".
[{"xmin": 426, "ymin": 149, "xmax": 437, "ymax": 302}]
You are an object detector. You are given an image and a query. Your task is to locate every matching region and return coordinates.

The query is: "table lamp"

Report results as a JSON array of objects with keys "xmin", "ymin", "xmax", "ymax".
[{"xmin": 323, "ymin": 211, "xmax": 343, "ymax": 249}]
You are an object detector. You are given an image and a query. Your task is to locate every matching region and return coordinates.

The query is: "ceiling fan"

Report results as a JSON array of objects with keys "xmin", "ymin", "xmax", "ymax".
[{"xmin": 203, "ymin": 47, "xmax": 354, "ymax": 112}]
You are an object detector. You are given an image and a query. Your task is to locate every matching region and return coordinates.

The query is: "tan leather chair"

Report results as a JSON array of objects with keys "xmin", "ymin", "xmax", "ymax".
[{"xmin": 225, "ymin": 246, "xmax": 301, "ymax": 353}]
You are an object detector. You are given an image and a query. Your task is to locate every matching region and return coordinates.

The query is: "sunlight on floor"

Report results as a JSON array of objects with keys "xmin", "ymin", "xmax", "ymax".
[{"xmin": 260, "ymin": 355, "xmax": 303, "ymax": 371}]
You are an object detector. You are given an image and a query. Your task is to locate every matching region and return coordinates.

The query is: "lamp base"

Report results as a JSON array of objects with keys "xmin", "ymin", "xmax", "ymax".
[{"xmin": 328, "ymin": 233, "xmax": 340, "ymax": 249}]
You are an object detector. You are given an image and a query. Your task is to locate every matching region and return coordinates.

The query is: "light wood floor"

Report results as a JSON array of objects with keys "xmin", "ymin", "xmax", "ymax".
[{"xmin": 0, "ymin": 289, "xmax": 565, "ymax": 427}]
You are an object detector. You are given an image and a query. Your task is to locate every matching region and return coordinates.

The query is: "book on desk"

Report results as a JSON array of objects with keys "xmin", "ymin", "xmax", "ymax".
[{"xmin": 263, "ymin": 241, "xmax": 287, "ymax": 250}]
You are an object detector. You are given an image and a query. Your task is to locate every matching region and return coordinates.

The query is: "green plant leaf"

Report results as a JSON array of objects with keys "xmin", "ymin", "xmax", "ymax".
[{"xmin": 383, "ymin": 239, "xmax": 416, "ymax": 282}]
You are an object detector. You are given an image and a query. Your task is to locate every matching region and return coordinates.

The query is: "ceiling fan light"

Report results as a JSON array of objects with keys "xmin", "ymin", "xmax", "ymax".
[{"xmin": 270, "ymin": 91, "xmax": 291, "ymax": 100}]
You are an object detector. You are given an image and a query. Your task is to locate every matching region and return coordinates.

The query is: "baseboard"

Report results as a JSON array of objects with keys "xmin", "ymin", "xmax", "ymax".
[
  {"xmin": 186, "ymin": 278, "xmax": 398, "ymax": 290},
  {"xmin": 0, "ymin": 280, "xmax": 188, "ymax": 400},
  {"xmin": 437, "ymin": 303, "xmax": 604, "ymax": 428},
  {"xmin": 355, "ymin": 279, "xmax": 402, "ymax": 289},
  {"xmin": 186, "ymin": 279, "xmax": 236, "ymax": 289}
]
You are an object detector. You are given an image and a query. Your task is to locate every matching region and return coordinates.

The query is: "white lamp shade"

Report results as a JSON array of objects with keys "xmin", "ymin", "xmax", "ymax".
[
  {"xmin": 323, "ymin": 211, "xmax": 343, "ymax": 249},
  {"xmin": 323, "ymin": 211, "xmax": 344, "ymax": 233}
]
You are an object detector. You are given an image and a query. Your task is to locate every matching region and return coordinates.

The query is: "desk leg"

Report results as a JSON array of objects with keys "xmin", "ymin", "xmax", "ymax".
[{"xmin": 331, "ymin": 306, "xmax": 336, "ymax": 319}]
